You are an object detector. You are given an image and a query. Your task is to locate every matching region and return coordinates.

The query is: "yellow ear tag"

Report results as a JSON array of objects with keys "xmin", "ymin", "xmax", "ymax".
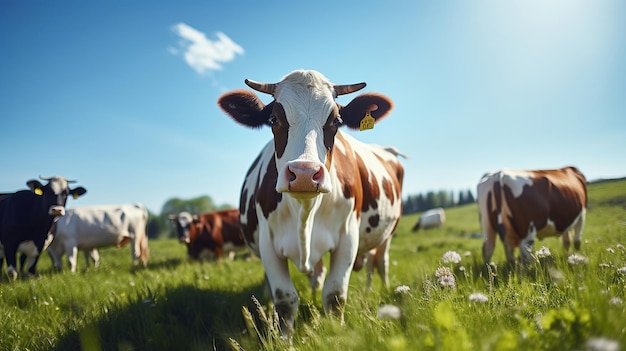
[
  {"xmin": 359, "ymin": 111, "xmax": 375, "ymax": 131},
  {"xmin": 34, "ymin": 188, "xmax": 43, "ymax": 196},
  {"xmin": 73, "ymin": 193, "xmax": 79, "ymax": 199}
]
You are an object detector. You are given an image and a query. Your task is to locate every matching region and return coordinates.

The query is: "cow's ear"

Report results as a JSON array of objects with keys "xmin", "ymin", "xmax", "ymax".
[
  {"xmin": 26, "ymin": 180, "xmax": 44, "ymax": 195},
  {"xmin": 338, "ymin": 93, "xmax": 394, "ymax": 130},
  {"xmin": 218, "ymin": 89, "xmax": 272, "ymax": 129},
  {"xmin": 70, "ymin": 187, "xmax": 87, "ymax": 199}
]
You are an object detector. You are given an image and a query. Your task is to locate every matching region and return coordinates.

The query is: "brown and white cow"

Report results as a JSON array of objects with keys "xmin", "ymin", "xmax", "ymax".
[
  {"xmin": 169, "ymin": 209, "xmax": 245, "ymax": 260},
  {"xmin": 218, "ymin": 70, "xmax": 404, "ymax": 331},
  {"xmin": 477, "ymin": 166, "xmax": 587, "ymax": 265}
]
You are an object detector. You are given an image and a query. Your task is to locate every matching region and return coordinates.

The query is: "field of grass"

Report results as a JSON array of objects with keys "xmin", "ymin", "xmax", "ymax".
[{"xmin": 0, "ymin": 179, "xmax": 624, "ymax": 350}]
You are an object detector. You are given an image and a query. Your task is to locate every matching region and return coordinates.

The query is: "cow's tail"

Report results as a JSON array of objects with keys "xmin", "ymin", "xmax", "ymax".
[
  {"xmin": 495, "ymin": 172, "xmax": 505, "ymax": 243},
  {"xmin": 383, "ymin": 146, "xmax": 409, "ymax": 159}
]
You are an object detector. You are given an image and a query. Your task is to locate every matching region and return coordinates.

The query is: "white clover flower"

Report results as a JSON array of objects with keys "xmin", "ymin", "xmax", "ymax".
[
  {"xmin": 434, "ymin": 267, "xmax": 456, "ymax": 288},
  {"xmin": 469, "ymin": 292, "xmax": 488, "ymax": 303},
  {"xmin": 617, "ymin": 266, "xmax": 626, "ymax": 274},
  {"xmin": 609, "ymin": 297, "xmax": 623, "ymax": 306},
  {"xmin": 617, "ymin": 244, "xmax": 625, "ymax": 250},
  {"xmin": 606, "ymin": 247, "xmax": 615, "ymax": 254},
  {"xmin": 434, "ymin": 266, "xmax": 452, "ymax": 278},
  {"xmin": 394, "ymin": 285, "xmax": 411, "ymax": 294},
  {"xmin": 441, "ymin": 251, "xmax": 462, "ymax": 264},
  {"xmin": 567, "ymin": 253, "xmax": 589, "ymax": 265},
  {"xmin": 598, "ymin": 263, "xmax": 611, "ymax": 268},
  {"xmin": 535, "ymin": 246, "xmax": 552, "ymax": 258},
  {"xmin": 377, "ymin": 304, "xmax": 401, "ymax": 320},
  {"xmin": 438, "ymin": 274, "xmax": 456, "ymax": 289}
]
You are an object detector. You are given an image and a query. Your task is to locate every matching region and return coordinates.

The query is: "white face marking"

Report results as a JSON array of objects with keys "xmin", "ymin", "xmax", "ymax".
[{"xmin": 273, "ymin": 71, "xmax": 336, "ymax": 194}]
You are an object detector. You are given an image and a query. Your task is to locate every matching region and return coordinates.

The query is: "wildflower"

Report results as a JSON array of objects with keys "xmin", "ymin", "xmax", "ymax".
[
  {"xmin": 598, "ymin": 263, "xmax": 611, "ymax": 268},
  {"xmin": 463, "ymin": 251, "xmax": 472, "ymax": 257},
  {"xmin": 377, "ymin": 304, "xmax": 401, "ymax": 320},
  {"xmin": 535, "ymin": 246, "xmax": 552, "ymax": 258},
  {"xmin": 435, "ymin": 267, "xmax": 456, "ymax": 288},
  {"xmin": 606, "ymin": 247, "xmax": 615, "ymax": 254},
  {"xmin": 585, "ymin": 337, "xmax": 620, "ymax": 351},
  {"xmin": 617, "ymin": 244, "xmax": 624, "ymax": 250},
  {"xmin": 435, "ymin": 266, "xmax": 452, "ymax": 278},
  {"xmin": 609, "ymin": 297, "xmax": 623, "ymax": 306},
  {"xmin": 469, "ymin": 293, "xmax": 488, "ymax": 303},
  {"xmin": 441, "ymin": 251, "xmax": 462, "ymax": 264},
  {"xmin": 394, "ymin": 285, "xmax": 411, "ymax": 294},
  {"xmin": 567, "ymin": 253, "xmax": 588, "ymax": 265},
  {"xmin": 617, "ymin": 266, "xmax": 626, "ymax": 274}
]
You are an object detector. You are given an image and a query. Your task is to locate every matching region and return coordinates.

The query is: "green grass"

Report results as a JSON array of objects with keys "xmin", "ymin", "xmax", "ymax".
[{"xmin": 0, "ymin": 180, "xmax": 625, "ymax": 350}]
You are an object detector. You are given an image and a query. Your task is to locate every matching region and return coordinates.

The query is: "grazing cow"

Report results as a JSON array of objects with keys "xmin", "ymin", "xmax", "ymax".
[
  {"xmin": 477, "ymin": 166, "xmax": 587, "ymax": 265},
  {"xmin": 0, "ymin": 176, "xmax": 87, "ymax": 279},
  {"xmin": 411, "ymin": 207, "xmax": 446, "ymax": 232},
  {"xmin": 47, "ymin": 203, "xmax": 149, "ymax": 272},
  {"xmin": 168, "ymin": 209, "xmax": 244, "ymax": 260},
  {"xmin": 218, "ymin": 70, "xmax": 404, "ymax": 331}
]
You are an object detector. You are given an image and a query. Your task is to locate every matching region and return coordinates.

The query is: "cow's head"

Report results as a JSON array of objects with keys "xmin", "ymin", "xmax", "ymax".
[
  {"xmin": 27, "ymin": 176, "xmax": 87, "ymax": 216},
  {"xmin": 168, "ymin": 212, "xmax": 193, "ymax": 244},
  {"xmin": 218, "ymin": 70, "xmax": 393, "ymax": 199}
]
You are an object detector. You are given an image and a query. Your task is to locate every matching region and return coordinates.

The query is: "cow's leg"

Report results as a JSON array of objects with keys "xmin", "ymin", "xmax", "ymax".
[
  {"xmin": 65, "ymin": 243, "xmax": 79, "ymax": 273},
  {"xmin": 215, "ymin": 247, "xmax": 223, "ymax": 261},
  {"xmin": 520, "ymin": 223, "xmax": 537, "ymax": 265},
  {"xmin": 259, "ymin": 233, "xmax": 298, "ymax": 333},
  {"xmin": 47, "ymin": 245, "xmax": 63, "ymax": 270},
  {"xmin": 503, "ymin": 235, "xmax": 517, "ymax": 265},
  {"xmin": 308, "ymin": 259, "xmax": 326, "ymax": 302},
  {"xmin": 561, "ymin": 229, "xmax": 572, "ymax": 251},
  {"xmin": 4, "ymin": 245, "xmax": 18, "ymax": 280},
  {"xmin": 373, "ymin": 237, "xmax": 391, "ymax": 288},
  {"xmin": 90, "ymin": 249, "xmax": 100, "ymax": 268},
  {"xmin": 323, "ymin": 227, "xmax": 359, "ymax": 324},
  {"xmin": 364, "ymin": 251, "xmax": 374, "ymax": 290},
  {"xmin": 573, "ymin": 209, "xmax": 586, "ymax": 250},
  {"xmin": 482, "ymin": 226, "xmax": 497, "ymax": 264}
]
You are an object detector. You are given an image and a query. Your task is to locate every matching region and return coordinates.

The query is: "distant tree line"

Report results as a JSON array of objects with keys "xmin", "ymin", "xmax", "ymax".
[{"xmin": 402, "ymin": 189, "xmax": 475, "ymax": 215}]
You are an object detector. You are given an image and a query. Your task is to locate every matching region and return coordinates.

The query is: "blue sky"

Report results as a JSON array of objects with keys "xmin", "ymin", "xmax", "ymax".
[{"xmin": 1, "ymin": 1, "xmax": 625, "ymax": 214}]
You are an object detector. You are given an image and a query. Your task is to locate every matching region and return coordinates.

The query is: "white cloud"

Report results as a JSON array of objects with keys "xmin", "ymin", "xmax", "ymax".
[{"xmin": 170, "ymin": 23, "xmax": 244, "ymax": 74}]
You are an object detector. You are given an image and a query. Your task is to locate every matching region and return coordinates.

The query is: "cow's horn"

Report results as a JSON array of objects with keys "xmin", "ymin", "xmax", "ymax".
[
  {"xmin": 334, "ymin": 82, "xmax": 366, "ymax": 96},
  {"xmin": 40, "ymin": 175, "xmax": 76, "ymax": 183},
  {"xmin": 245, "ymin": 79, "xmax": 277, "ymax": 95}
]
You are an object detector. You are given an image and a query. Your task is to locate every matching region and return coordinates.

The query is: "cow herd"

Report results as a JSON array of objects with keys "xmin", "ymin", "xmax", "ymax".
[{"xmin": 1, "ymin": 70, "xmax": 589, "ymax": 334}]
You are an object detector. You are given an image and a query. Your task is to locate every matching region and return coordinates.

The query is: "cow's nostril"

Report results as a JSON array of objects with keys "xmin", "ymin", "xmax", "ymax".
[
  {"xmin": 312, "ymin": 168, "xmax": 322, "ymax": 182},
  {"xmin": 288, "ymin": 169, "xmax": 297, "ymax": 182}
]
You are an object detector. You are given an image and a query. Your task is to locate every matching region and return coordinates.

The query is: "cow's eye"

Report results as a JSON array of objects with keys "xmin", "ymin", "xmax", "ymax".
[{"xmin": 268, "ymin": 116, "xmax": 277, "ymax": 126}]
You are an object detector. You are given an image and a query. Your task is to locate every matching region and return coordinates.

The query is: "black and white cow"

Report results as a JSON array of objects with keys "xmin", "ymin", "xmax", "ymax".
[{"xmin": 0, "ymin": 176, "xmax": 87, "ymax": 279}]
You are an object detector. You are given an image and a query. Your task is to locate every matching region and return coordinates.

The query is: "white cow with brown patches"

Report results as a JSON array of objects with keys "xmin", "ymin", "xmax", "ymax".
[
  {"xmin": 218, "ymin": 70, "xmax": 404, "ymax": 332},
  {"xmin": 477, "ymin": 166, "xmax": 587, "ymax": 265}
]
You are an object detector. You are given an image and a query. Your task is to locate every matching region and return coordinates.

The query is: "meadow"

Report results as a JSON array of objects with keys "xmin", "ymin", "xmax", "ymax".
[{"xmin": 0, "ymin": 179, "xmax": 624, "ymax": 351}]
